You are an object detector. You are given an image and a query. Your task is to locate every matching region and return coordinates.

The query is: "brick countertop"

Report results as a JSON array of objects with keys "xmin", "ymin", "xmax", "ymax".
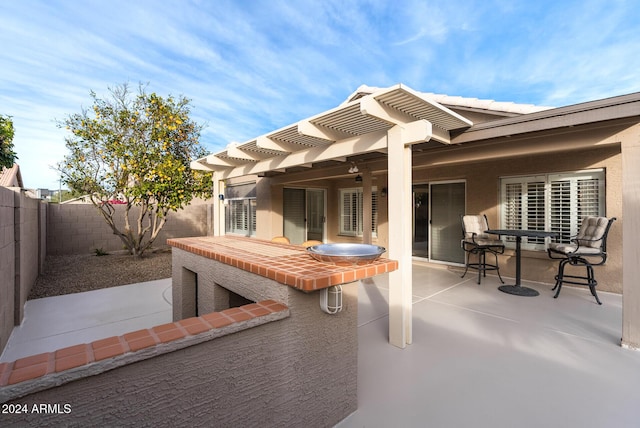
[{"xmin": 167, "ymin": 236, "xmax": 398, "ymax": 292}]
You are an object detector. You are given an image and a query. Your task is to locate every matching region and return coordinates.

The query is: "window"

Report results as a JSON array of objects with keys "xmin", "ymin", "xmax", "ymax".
[
  {"xmin": 500, "ymin": 170, "xmax": 605, "ymax": 250},
  {"xmin": 225, "ymin": 198, "xmax": 256, "ymax": 236},
  {"xmin": 225, "ymin": 182, "xmax": 257, "ymax": 237},
  {"xmin": 339, "ymin": 188, "xmax": 377, "ymax": 237}
]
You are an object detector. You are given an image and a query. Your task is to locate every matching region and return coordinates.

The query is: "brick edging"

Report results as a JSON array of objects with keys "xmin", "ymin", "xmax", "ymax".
[{"xmin": 0, "ymin": 300, "xmax": 289, "ymax": 403}]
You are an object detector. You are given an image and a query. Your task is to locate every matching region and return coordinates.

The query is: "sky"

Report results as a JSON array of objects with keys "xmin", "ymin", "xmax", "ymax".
[{"xmin": 1, "ymin": 0, "xmax": 639, "ymax": 189}]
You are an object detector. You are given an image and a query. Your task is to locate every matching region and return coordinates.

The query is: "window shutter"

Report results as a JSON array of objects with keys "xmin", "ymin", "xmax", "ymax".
[
  {"xmin": 525, "ymin": 181, "xmax": 546, "ymax": 245},
  {"xmin": 339, "ymin": 188, "xmax": 378, "ymax": 237},
  {"xmin": 549, "ymin": 172, "xmax": 603, "ymax": 243},
  {"xmin": 372, "ymin": 190, "xmax": 378, "ymax": 236},
  {"xmin": 501, "ymin": 170, "xmax": 604, "ymax": 250},
  {"xmin": 504, "ymin": 182, "xmax": 523, "ymax": 230}
]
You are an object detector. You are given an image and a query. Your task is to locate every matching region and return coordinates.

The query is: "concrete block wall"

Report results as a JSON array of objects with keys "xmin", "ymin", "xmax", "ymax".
[
  {"xmin": 0, "ymin": 188, "xmax": 15, "ymax": 354},
  {"xmin": 0, "ymin": 188, "xmax": 46, "ymax": 353},
  {"xmin": 14, "ymin": 191, "xmax": 44, "ymax": 325},
  {"xmin": 0, "ymin": 193, "xmax": 213, "ymax": 357},
  {"xmin": 47, "ymin": 199, "xmax": 212, "ymax": 255}
]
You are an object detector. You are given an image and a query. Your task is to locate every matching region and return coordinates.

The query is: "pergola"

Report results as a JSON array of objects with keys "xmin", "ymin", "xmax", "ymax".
[
  {"xmin": 192, "ymin": 84, "xmax": 640, "ymax": 350},
  {"xmin": 192, "ymin": 84, "xmax": 471, "ymax": 347}
]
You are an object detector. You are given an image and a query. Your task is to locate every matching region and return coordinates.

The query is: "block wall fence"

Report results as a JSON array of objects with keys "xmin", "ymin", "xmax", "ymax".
[
  {"xmin": 0, "ymin": 190, "xmax": 213, "ymax": 354},
  {"xmin": 46, "ymin": 198, "xmax": 213, "ymax": 255}
]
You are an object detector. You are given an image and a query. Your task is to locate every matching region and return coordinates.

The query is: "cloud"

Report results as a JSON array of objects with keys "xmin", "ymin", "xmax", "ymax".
[{"xmin": 1, "ymin": 0, "xmax": 639, "ymax": 188}]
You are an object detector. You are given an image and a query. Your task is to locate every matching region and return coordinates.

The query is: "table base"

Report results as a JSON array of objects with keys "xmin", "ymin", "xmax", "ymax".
[{"xmin": 498, "ymin": 285, "xmax": 540, "ymax": 297}]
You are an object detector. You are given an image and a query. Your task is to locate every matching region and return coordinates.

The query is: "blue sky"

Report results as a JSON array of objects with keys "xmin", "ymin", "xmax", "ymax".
[{"xmin": 2, "ymin": 0, "xmax": 639, "ymax": 189}]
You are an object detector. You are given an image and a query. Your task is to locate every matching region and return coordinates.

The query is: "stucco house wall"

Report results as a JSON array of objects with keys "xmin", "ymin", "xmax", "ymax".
[
  {"xmin": 412, "ymin": 145, "xmax": 622, "ymax": 292},
  {"xmin": 230, "ymin": 138, "xmax": 624, "ymax": 293}
]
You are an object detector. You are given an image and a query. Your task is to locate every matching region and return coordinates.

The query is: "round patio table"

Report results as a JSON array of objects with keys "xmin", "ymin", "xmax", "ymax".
[{"xmin": 485, "ymin": 229, "xmax": 559, "ymax": 297}]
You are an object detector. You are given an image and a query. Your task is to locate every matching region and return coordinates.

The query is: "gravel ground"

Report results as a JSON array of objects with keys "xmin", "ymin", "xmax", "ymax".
[{"xmin": 28, "ymin": 249, "xmax": 172, "ymax": 300}]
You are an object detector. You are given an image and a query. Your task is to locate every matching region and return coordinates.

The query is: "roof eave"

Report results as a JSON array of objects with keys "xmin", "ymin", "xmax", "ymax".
[{"xmin": 453, "ymin": 92, "xmax": 640, "ymax": 144}]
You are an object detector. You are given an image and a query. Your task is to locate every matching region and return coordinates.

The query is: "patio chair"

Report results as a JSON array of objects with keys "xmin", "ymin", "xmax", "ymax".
[
  {"xmin": 460, "ymin": 215, "xmax": 505, "ymax": 285},
  {"xmin": 271, "ymin": 236, "xmax": 291, "ymax": 245},
  {"xmin": 547, "ymin": 216, "xmax": 616, "ymax": 305}
]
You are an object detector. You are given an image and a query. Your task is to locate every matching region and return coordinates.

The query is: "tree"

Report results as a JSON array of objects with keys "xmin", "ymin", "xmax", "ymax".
[
  {"xmin": 58, "ymin": 83, "xmax": 212, "ymax": 257},
  {"xmin": 0, "ymin": 114, "xmax": 17, "ymax": 169}
]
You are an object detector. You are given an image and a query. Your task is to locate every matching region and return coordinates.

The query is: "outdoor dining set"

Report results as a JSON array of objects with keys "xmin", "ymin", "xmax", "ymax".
[{"xmin": 461, "ymin": 214, "xmax": 616, "ymax": 305}]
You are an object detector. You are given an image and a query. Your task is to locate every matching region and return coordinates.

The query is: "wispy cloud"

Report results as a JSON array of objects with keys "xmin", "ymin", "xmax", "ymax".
[{"xmin": 1, "ymin": 0, "xmax": 638, "ymax": 188}]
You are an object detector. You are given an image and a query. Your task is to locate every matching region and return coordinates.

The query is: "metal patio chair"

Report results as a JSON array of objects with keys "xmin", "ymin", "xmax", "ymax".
[
  {"xmin": 547, "ymin": 216, "xmax": 616, "ymax": 305},
  {"xmin": 461, "ymin": 215, "xmax": 505, "ymax": 284}
]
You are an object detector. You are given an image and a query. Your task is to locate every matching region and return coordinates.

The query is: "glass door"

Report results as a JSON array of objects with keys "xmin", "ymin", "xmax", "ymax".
[
  {"xmin": 283, "ymin": 188, "xmax": 326, "ymax": 245},
  {"xmin": 283, "ymin": 188, "xmax": 306, "ymax": 245},
  {"xmin": 429, "ymin": 181, "xmax": 466, "ymax": 264},
  {"xmin": 412, "ymin": 185, "xmax": 429, "ymax": 257},
  {"xmin": 306, "ymin": 189, "xmax": 325, "ymax": 242}
]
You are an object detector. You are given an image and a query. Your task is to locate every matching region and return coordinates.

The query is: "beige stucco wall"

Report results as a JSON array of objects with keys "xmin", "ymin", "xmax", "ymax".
[
  {"xmin": 413, "ymin": 145, "xmax": 622, "ymax": 292},
  {"xmin": 47, "ymin": 199, "xmax": 213, "ymax": 255},
  {"xmin": 252, "ymin": 143, "xmax": 622, "ymax": 293}
]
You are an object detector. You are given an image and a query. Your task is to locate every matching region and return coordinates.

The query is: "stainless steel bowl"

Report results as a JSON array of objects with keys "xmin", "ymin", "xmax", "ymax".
[{"xmin": 306, "ymin": 243, "xmax": 386, "ymax": 266}]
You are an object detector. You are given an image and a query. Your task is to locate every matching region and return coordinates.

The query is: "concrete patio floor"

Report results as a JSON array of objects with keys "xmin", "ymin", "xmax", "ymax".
[
  {"xmin": 0, "ymin": 279, "xmax": 172, "ymax": 362},
  {"xmin": 2, "ymin": 263, "xmax": 640, "ymax": 427},
  {"xmin": 340, "ymin": 261, "xmax": 640, "ymax": 428}
]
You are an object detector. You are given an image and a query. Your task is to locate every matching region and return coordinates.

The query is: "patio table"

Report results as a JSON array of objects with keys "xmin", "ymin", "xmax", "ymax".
[{"xmin": 485, "ymin": 229, "xmax": 559, "ymax": 297}]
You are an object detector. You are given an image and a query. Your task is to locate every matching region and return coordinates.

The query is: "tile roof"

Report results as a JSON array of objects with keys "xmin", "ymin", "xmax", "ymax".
[{"xmin": 345, "ymin": 84, "xmax": 554, "ymax": 115}]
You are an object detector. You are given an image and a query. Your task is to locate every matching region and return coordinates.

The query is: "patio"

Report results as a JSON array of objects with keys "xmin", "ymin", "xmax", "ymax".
[
  {"xmin": 341, "ymin": 262, "xmax": 640, "ymax": 428},
  {"xmin": 2, "ymin": 262, "xmax": 639, "ymax": 427}
]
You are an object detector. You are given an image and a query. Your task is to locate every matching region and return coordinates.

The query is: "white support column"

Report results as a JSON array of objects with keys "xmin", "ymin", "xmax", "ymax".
[
  {"xmin": 212, "ymin": 173, "xmax": 225, "ymax": 237},
  {"xmin": 362, "ymin": 169, "xmax": 372, "ymax": 245},
  {"xmin": 387, "ymin": 120, "xmax": 433, "ymax": 348},
  {"xmin": 622, "ymin": 130, "xmax": 640, "ymax": 350}
]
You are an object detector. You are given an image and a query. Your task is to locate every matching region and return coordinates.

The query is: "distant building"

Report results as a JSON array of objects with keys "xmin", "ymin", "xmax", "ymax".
[
  {"xmin": 34, "ymin": 188, "xmax": 53, "ymax": 200},
  {"xmin": 0, "ymin": 164, "xmax": 24, "ymax": 188}
]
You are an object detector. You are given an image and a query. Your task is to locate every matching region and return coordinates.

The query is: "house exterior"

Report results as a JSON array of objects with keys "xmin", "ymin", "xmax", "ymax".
[
  {"xmin": 191, "ymin": 84, "xmax": 640, "ymax": 349},
  {"xmin": 0, "ymin": 164, "xmax": 23, "ymax": 188}
]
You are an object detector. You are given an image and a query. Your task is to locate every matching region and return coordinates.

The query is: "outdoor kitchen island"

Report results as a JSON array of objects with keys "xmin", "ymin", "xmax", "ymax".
[{"xmin": 167, "ymin": 235, "xmax": 397, "ymax": 427}]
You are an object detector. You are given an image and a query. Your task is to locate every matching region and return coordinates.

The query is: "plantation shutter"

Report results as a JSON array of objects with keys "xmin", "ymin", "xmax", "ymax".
[
  {"xmin": 227, "ymin": 199, "xmax": 252, "ymax": 235},
  {"xmin": 371, "ymin": 190, "xmax": 378, "ymax": 236},
  {"xmin": 501, "ymin": 176, "xmax": 545, "ymax": 247},
  {"xmin": 339, "ymin": 188, "xmax": 378, "ymax": 237},
  {"xmin": 340, "ymin": 189, "xmax": 358, "ymax": 236},
  {"xmin": 501, "ymin": 170, "xmax": 604, "ymax": 250},
  {"xmin": 549, "ymin": 172, "xmax": 604, "ymax": 243}
]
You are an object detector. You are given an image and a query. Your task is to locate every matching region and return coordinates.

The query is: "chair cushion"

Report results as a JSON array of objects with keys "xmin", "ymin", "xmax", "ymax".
[
  {"xmin": 576, "ymin": 217, "xmax": 609, "ymax": 248},
  {"xmin": 464, "ymin": 237, "xmax": 504, "ymax": 248},
  {"xmin": 462, "ymin": 215, "xmax": 489, "ymax": 238},
  {"xmin": 548, "ymin": 242, "xmax": 603, "ymax": 255}
]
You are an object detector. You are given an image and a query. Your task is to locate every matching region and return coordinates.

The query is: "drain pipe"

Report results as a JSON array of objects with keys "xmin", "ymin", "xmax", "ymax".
[{"xmin": 320, "ymin": 285, "xmax": 343, "ymax": 314}]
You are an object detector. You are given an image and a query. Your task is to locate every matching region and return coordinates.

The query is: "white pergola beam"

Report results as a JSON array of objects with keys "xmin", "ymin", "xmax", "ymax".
[
  {"xmin": 226, "ymin": 145, "xmax": 269, "ymax": 161},
  {"xmin": 215, "ymin": 130, "xmax": 389, "ymax": 179},
  {"xmin": 190, "ymin": 160, "xmax": 215, "ymax": 171},
  {"xmin": 256, "ymin": 136, "xmax": 299, "ymax": 153},
  {"xmin": 204, "ymin": 155, "xmax": 237, "ymax": 168},
  {"xmin": 360, "ymin": 96, "xmax": 415, "ymax": 125},
  {"xmin": 298, "ymin": 120, "xmax": 344, "ymax": 142}
]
